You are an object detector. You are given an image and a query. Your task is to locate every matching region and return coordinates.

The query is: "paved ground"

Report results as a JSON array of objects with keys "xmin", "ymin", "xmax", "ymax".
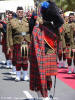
[{"xmin": 0, "ymin": 45, "xmax": 75, "ymax": 100}]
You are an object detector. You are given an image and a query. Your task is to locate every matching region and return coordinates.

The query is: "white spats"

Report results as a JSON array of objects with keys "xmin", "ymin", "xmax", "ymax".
[
  {"xmin": 23, "ymin": 71, "xmax": 29, "ymax": 81},
  {"xmin": 15, "ymin": 71, "xmax": 21, "ymax": 81}
]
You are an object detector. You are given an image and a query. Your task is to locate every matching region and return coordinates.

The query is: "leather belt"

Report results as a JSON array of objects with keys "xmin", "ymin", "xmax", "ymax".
[{"xmin": 12, "ymin": 32, "xmax": 26, "ymax": 37}]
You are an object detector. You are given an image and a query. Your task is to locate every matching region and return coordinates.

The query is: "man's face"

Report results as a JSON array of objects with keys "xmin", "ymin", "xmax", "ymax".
[
  {"xmin": 8, "ymin": 14, "xmax": 13, "ymax": 20},
  {"xmin": 17, "ymin": 10, "xmax": 24, "ymax": 18},
  {"xmin": 60, "ymin": 13, "xmax": 64, "ymax": 19},
  {"xmin": 69, "ymin": 15, "xmax": 74, "ymax": 22},
  {"xmin": 74, "ymin": 15, "xmax": 75, "ymax": 21}
]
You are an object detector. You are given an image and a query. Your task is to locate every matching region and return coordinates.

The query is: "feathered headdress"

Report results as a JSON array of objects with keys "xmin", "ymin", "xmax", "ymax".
[
  {"xmin": 40, "ymin": 1, "xmax": 51, "ymax": 21},
  {"xmin": 41, "ymin": 1, "xmax": 50, "ymax": 9}
]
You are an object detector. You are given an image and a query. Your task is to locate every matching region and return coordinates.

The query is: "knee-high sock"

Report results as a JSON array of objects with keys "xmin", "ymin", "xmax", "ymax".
[
  {"xmin": 23, "ymin": 71, "xmax": 29, "ymax": 81},
  {"xmin": 63, "ymin": 59, "xmax": 68, "ymax": 68},
  {"xmin": 58, "ymin": 53, "xmax": 62, "ymax": 61},
  {"xmin": 67, "ymin": 58, "xmax": 72, "ymax": 72},
  {"xmin": 58, "ymin": 52, "xmax": 63, "ymax": 68},
  {"xmin": 73, "ymin": 58, "xmax": 75, "ymax": 73},
  {"xmin": 16, "ymin": 71, "xmax": 21, "ymax": 80},
  {"xmin": 63, "ymin": 53, "xmax": 66, "ymax": 61},
  {"xmin": 37, "ymin": 91, "xmax": 42, "ymax": 99}
]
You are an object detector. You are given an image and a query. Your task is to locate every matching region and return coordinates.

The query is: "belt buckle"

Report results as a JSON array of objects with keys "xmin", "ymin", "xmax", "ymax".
[
  {"xmin": 21, "ymin": 41, "xmax": 27, "ymax": 45},
  {"xmin": 21, "ymin": 32, "xmax": 26, "ymax": 36}
]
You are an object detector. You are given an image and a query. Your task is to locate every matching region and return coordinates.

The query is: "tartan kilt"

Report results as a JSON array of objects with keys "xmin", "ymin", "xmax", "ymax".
[
  {"xmin": 2, "ymin": 36, "xmax": 8, "ymax": 59},
  {"xmin": 29, "ymin": 25, "xmax": 58, "ymax": 97},
  {"xmin": 2, "ymin": 36, "xmax": 7, "ymax": 54},
  {"xmin": 65, "ymin": 46, "xmax": 71, "ymax": 59},
  {"xmin": 63, "ymin": 52, "xmax": 66, "ymax": 60},
  {"xmin": 29, "ymin": 44, "xmax": 47, "ymax": 97},
  {"xmin": 29, "ymin": 47, "xmax": 57, "ymax": 97},
  {"xmin": 12, "ymin": 44, "xmax": 28, "ymax": 66},
  {"xmin": 73, "ymin": 57, "xmax": 75, "ymax": 65},
  {"xmin": 2, "ymin": 35, "xmax": 12, "ymax": 60},
  {"xmin": 58, "ymin": 40, "xmax": 63, "ymax": 59},
  {"xmin": 58, "ymin": 49, "xmax": 63, "ymax": 61},
  {"xmin": 45, "ymin": 53, "xmax": 57, "ymax": 76},
  {"xmin": 6, "ymin": 51, "xmax": 13, "ymax": 60}
]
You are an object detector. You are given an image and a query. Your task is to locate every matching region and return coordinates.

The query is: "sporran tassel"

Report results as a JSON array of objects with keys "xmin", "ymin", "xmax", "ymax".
[{"xmin": 21, "ymin": 42, "xmax": 28, "ymax": 58}]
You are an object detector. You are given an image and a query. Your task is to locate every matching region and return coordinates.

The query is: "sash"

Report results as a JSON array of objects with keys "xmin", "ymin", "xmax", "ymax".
[{"xmin": 40, "ymin": 25, "xmax": 58, "ymax": 51}]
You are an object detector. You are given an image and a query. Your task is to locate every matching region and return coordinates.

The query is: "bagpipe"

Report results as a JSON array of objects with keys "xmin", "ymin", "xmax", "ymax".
[{"xmin": 35, "ymin": 1, "xmax": 64, "ymax": 99}]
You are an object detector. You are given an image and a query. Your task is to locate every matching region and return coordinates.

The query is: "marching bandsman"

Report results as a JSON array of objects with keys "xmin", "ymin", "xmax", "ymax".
[
  {"xmin": 29, "ymin": 1, "xmax": 64, "ymax": 99},
  {"xmin": 6, "ymin": 11, "xmax": 13, "ymax": 69},
  {"xmin": 69, "ymin": 13, "xmax": 75, "ymax": 73},
  {"xmin": 6, "ymin": 11, "xmax": 16, "ymax": 73},
  {"xmin": 0, "ymin": 10, "xmax": 12, "ymax": 66},
  {"xmin": 58, "ymin": 27, "xmax": 64, "ymax": 68},
  {"xmin": 0, "ymin": 16, "xmax": 7, "ymax": 64},
  {"xmin": 58, "ymin": 23, "xmax": 68, "ymax": 68},
  {"xmin": 58, "ymin": 10, "xmax": 71, "ymax": 69},
  {"xmin": 0, "ymin": 11, "xmax": 14, "ymax": 68},
  {"xmin": 58, "ymin": 10, "xmax": 65, "ymax": 68},
  {"xmin": 62, "ymin": 15, "xmax": 74, "ymax": 73},
  {"xmin": 7, "ymin": 6, "xmax": 30, "ymax": 81}
]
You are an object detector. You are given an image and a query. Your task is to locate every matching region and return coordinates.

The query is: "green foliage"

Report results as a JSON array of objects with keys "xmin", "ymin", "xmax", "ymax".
[
  {"xmin": 34, "ymin": 0, "xmax": 75, "ymax": 11},
  {"xmin": 54, "ymin": 0, "xmax": 75, "ymax": 11}
]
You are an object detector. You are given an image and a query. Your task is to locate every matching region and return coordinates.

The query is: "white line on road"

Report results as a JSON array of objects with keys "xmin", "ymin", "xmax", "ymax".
[
  {"xmin": 23, "ymin": 91, "xmax": 34, "ymax": 99},
  {"xmin": 53, "ymin": 97, "xmax": 59, "ymax": 100},
  {"xmin": 0, "ymin": 96, "xmax": 25, "ymax": 100}
]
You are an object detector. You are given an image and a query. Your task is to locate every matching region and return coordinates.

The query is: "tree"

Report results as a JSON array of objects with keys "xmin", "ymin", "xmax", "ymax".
[
  {"xmin": 55, "ymin": 0, "xmax": 75, "ymax": 11},
  {"xmin": 34, "ymin": 0, "xmax": 75, "ymax": 11},
  {"xmin": 62, "ymin": 0, "xmax": 75, "ymax": 11}
]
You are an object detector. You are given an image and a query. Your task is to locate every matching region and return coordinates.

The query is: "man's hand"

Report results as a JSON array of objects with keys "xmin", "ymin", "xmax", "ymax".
[
  {"xmin": 0, "ymin": 23, "xmax": 3, "ymax": 28},
  {"xmin": 72, "ymin": 49, "xmax": 75, "ymax": 52},
  {"xmin": 74, "ymin": 28, "xmax": 75, "ymax": 31},
  {"xmin": 7, "ymin": 47, "xmax": 13, "ymax": 59},
  {"xmin": 7, "ymin": 48, "xmax": 11, "ymax": 54}
]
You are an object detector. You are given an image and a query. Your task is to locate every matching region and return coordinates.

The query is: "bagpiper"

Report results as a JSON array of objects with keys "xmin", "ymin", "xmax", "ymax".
[
  {"xmin": 61, "ymin": 13, "xmax": 74, "ymax": 73},
  {"xmin": 29, "ymin": 1, "xmax": 64, "ymax": 99},
  {"xmin": 69, "ymin": 13, "xmax": 75, "ymax": 73},
  {"xmin": 0, "ymin": 15, "xmax": 7, "ymax": 65},
  {"xmin": 6, "ymin": 11, "xmax": 14, "ymax": 69},
  {"xmin": 6, "ymin": 11, "xmax": 16, "ymax": 73},
  {"xmin": 7, "ymin": 6, "xmax": 30, "ymax": 81}
]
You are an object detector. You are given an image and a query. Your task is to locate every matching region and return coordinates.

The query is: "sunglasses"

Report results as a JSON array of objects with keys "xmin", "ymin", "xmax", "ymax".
[{"xmin": 18, "ymin": 10, "xmax": 23, "ymax": 13}]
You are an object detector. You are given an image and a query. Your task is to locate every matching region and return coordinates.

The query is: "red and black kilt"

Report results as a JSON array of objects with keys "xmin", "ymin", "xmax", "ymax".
[
  {"xmin": 65, "ymin": 46, "xmax": 71, "ymax": 59},
  {"xmin": 58, "ymin": 49, "xmax": 62, "ymax": 61},
  {"xmin": 65, "ymin": 46, "xmax": 72, "ymax": 66},
  {"xmin": 2, "ymin": 35, "xmax": 12, "ymax": 60},
  {"xmin": 30, "ymin": 51, "xmax": 57, "ymax": 97},
  {"xmin": 30, "ymin": 47, "xmax": 48, "ymax": 97},
  {"xmin": 29, "ymin": 26, "xmax": 58, "ymax": 97},
  {"xmin": 12, "ymin": 44, "xmax": 28, "ymax": 67},
  {"xmin": 45, "ymin": 53, "xmax": 57, "ymax": 76},
  {"xmin": 6, "ymin": 51, "xmax": 13, "ymax": 60},
  {"xmin": 2, "ymin": 35, "xmax": 7, "ymax": 56}
]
